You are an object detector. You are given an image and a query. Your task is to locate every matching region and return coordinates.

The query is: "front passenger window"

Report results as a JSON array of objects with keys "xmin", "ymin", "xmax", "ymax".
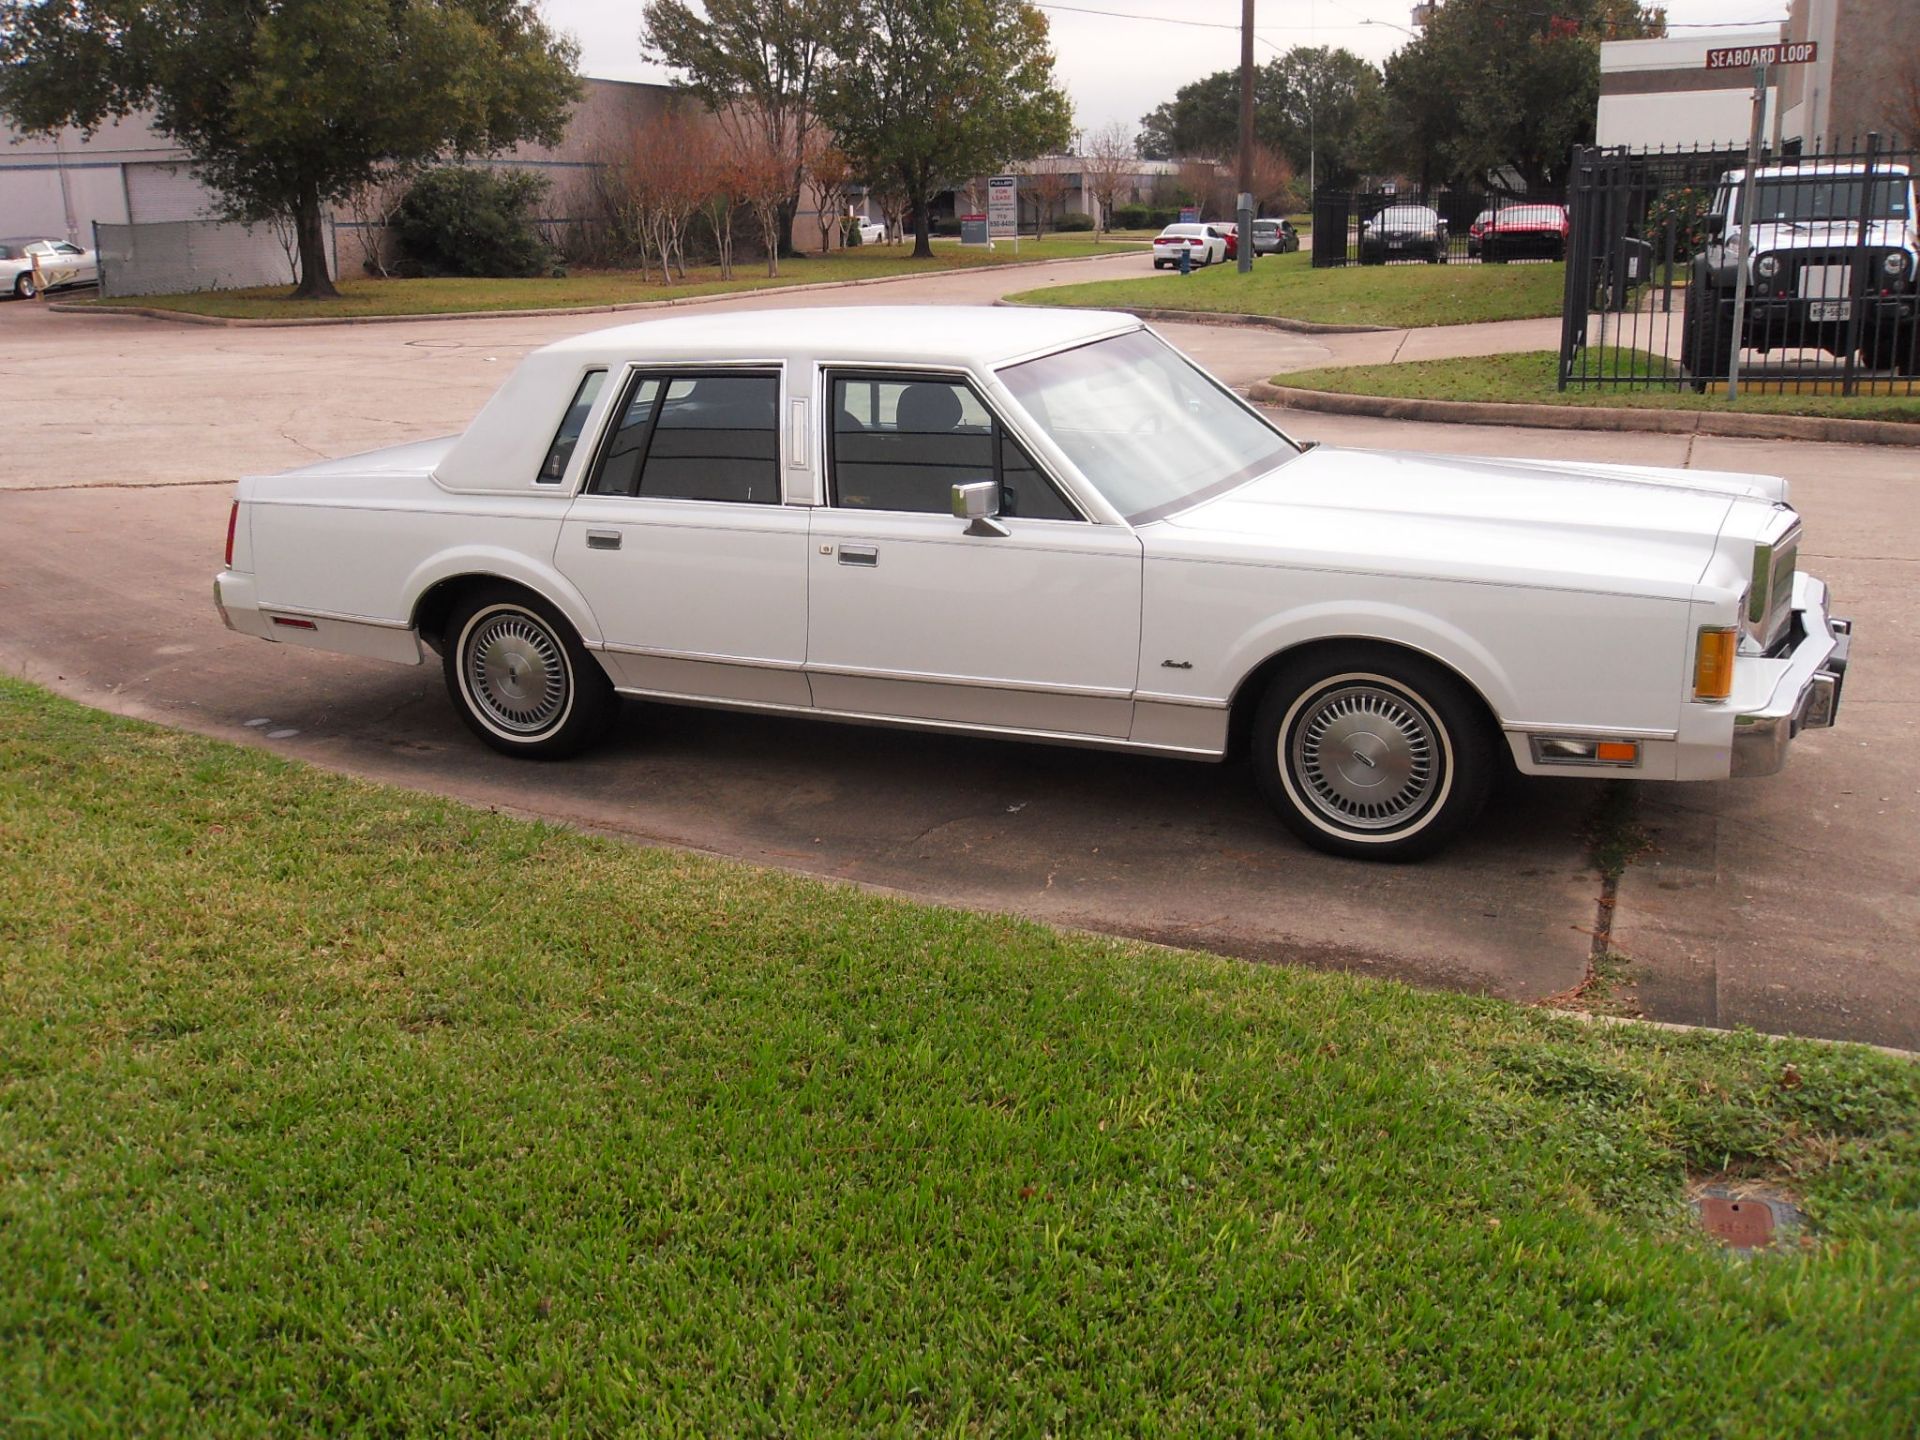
[{"xmin": 830, "ymin": 375, "xmax": 1080, "ymax": 520}]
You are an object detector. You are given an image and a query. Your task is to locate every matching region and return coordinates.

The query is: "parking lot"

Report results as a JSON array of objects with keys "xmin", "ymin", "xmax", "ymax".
[{"xmin": 2, "ymin": 262, "xmax": 1914, "ymax": 1049}]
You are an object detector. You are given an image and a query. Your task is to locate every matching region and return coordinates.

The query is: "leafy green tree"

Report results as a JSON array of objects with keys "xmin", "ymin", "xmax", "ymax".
[
  {"xmin": 1136, "ymin": 70, "xmax": 1242, "ymax": 160},
  {"xmin": 819, "ymin": 0, "xmax": 1072, "ymax": 259},
  {"xmin": 1375, "ymin": 0, "xmax": 1664, "ymax": 190},
  {"xmin": 1265, "ymin": 47, "xmax": 1382, "ymax": 194},
  {"xmin": 1135, "ymin": 48, "xmax": 1380, "ymax": 193},
  {"xmin": 641, "ymin": 0, "xmax": 837, "ymax": 259},
  {"xmin": 0, "ymin": 0, "xmax": 578, "ymax": 299}
]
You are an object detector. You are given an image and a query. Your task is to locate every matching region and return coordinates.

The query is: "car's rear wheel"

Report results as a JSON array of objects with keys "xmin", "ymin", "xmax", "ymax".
[
  {"xmin": 1253, "ymin": 648, "xmax": 1494, "ymax": 861},
  {"xmin": 14, "ymin": 273, "xmax": 36, "ymax": 300},
  {"xmin": 443, "ymin": 585, "xmax": 615, "ymax": 758}
]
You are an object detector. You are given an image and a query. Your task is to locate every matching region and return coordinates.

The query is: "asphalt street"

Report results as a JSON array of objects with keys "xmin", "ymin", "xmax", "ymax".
[{"xmin": 2, "ymin": 258, "xmax": 1913, "ymax": 1048}]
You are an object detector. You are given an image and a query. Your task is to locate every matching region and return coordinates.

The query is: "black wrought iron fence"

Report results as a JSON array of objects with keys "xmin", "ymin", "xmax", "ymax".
[
  {"xmin": 1309, "ymin": 186, "xmax": 1567, "ymax": 268},
  {"xmin": 1558, "ymin": 135, "xmax": 1920, "ymax": 396}
]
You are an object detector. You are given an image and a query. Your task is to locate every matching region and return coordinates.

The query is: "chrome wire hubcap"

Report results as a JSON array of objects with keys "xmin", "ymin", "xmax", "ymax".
[
  {"xmin": 1291, "ymin": 684, "xmax": 1440, "ymax": 831},
  {"xmin": 465, "ymin": 612, "xmax": 567, "ymax": 734}
]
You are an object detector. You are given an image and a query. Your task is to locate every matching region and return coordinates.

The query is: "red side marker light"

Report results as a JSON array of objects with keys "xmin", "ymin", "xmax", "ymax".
[
  {"xmin": 224, "ymin": 501, "xmax": 239, "ymax": 567},
  {"xmin": 271, "ymin": 616, "xmax": 317, "ymax": 631}
]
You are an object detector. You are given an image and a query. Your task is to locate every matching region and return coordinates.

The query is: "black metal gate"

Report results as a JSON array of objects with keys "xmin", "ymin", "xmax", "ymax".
[{"xmin": 1558, "ymin": 136, "xmax": 1920, "ymax": 396}]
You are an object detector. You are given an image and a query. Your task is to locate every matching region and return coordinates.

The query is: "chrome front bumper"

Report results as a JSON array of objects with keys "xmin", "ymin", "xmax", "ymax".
[{"xmin": 1731, "ymin": 574, "xmax": 1851, "ymax": 777}]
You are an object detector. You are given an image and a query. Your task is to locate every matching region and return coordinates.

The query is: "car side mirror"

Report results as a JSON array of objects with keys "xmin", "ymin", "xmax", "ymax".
[
  {"xmin": 952, "ymin": 480, "xmax": 1009, "ymax": 538},
  {"xmin": 1705, "ymin": 213, "xmax": 1726, "ymax": 238}
]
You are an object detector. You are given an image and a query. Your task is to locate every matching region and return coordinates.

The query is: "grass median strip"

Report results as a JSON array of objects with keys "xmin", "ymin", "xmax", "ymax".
[
  {"xmin": 2, "ymin": 675, "xmax": 1916, "ymax": 1434},
  {"xmin": 75, "ymin": 237, "xmax": 1141, "ymax": 321},
  {"xmin": 1007, "ymin": 253, "xmax": 1567, "ymax": 328},
  {"xmin": 1270, "ymin": 350, "xmax": 1920, "ymax": 423}
]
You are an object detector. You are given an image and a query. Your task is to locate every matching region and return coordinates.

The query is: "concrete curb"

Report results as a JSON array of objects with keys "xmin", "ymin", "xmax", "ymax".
[
  {"xmin": 46, "ymin": 248, "xmax": 1139, "ymax": 329},
  {"xmin": 1248, "ymin": 381, "xmax": 1920, "ymax": 448},
  {"xmin": 1537, "ymin": 1007, "xmax": 1918, "ymax": 1061},
  {"xmin": 996, "ymin": 296, "xmax": 1390, "ymax": 335}
]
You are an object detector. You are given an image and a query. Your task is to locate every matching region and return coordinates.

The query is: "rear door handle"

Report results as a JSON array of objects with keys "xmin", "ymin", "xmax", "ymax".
[
  {"xmin": 839, "ymin": 545, "xmax": 878, "ymax": 567},
  {"xmin": 585, "ymin": 529, "xmax": 622, "ymax": 551}
]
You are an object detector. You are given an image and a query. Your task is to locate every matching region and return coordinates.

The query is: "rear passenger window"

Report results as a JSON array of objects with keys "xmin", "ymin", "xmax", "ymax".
[
  {"xmin": 641, "ymin": 374, "xmax": 779, "ymax": 503},
  {"xmin": 585, "ymin": 371, "xmax": 780, "ymax": 503}
]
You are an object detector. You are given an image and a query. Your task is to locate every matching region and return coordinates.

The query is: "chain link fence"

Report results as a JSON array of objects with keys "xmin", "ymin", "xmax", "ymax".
[{"xmin": 96, "ymin": 219, "xmax": 334, "ymax": 298}]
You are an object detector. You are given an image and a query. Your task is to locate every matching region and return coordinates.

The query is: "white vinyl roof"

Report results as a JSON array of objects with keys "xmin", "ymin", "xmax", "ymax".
[
  {"xmin": 535, "ymin": 305, "xmax": 1141, "ymax": 369},
  {"xmin": 437, "ymin": 305, "xmax": 1143, "ymax": 493}
]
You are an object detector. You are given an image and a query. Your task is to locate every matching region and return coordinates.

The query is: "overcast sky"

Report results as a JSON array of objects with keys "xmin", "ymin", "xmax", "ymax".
[{"xmin": 538, "ymin": 0, "xmax": 1787, "ymax": 141}]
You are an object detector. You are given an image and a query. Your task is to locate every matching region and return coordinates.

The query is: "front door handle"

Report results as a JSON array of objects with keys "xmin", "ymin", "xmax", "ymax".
[
  {"xmin": 839, "ymin": 545, "xmax": 878, "ymax": 567},
  {"xmin": 585, "ymin": 529, "xmax": 622, "ymax": 551}
]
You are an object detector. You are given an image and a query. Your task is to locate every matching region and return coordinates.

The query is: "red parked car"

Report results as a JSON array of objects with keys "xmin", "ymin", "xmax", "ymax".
[
  {"xmin": 1208, "ymin": 221, "xmax": 1239, "ymax": 260},
  {"xmin": 1480, "ymin": 204, "xmax": 1570, "ymax": 263}
]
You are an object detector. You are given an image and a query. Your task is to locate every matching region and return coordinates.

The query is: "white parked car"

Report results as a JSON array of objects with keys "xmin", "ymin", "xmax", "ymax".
[
  {"xmin": 1, "ymin": 236, "xmax": 98, "ymax": 298},
  {"xmin": 214, "ymin": 307, "xmax": 1849, "ymax": 859},
  {"xmin": 1152, "ymin": 224, "xmax": 1227, "ymax": 269},
  {"xmin": 853, "ymin": 216, "xmax": 888, "ymax": 245}
]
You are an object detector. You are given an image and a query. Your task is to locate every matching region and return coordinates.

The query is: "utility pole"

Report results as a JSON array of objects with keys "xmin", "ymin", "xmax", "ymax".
[{"xmin": 1237, "ymin": 0, "xmax": 1255, "ymax": 272}]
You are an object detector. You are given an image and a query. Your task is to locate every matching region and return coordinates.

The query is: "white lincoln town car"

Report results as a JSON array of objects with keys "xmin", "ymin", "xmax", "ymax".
[{"xmin": 214, "ymin": 307, "xmax": 1849, "ymax": 859}]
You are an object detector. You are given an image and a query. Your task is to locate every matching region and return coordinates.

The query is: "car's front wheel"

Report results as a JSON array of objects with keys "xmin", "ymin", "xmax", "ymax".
[
  {"xmin": 14, "ymin": 273, "xmax": 36, "ymax": 300},
  {"xmin": 443, "ymin": 585, "xmax": 616, "ymax": 758},
  {"xmin": 1253, "ymin": 648, "xmax": 1494, "ymax": 861}
]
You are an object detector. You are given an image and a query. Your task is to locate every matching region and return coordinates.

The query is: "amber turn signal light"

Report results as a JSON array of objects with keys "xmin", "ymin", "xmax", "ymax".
[{"xmin": 1693, "ymin": 627, "xmax": 1737, "ymax": 701}]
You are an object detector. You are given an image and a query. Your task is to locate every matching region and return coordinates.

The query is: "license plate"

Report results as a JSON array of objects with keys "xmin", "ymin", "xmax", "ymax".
[{"xmin": 1809, "ymin": 300, "xmax": 1851, "ymax": 321}]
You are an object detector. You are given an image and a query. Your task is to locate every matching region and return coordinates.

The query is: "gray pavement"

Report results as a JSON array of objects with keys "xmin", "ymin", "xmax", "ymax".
[{"xmin": 1, "ymin": 261, "xmax": 1913, "ymax": 1048}]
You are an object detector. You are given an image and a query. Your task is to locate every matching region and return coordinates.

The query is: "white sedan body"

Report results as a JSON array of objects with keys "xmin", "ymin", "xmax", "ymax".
[
  {"xmin": 1151, "ymin": 225, "xmax": 1227, "ymax": 268},
  {"xmin": 214, "ymin": 306, "xmax": 1848, "ymax": 858},
  {"xmin": 856, "ymin": 219, "xmax": 887, "ymax": 244},
  {"xmin": 1, "ymin": 237, "xmax": 98, "ymax": 296}
]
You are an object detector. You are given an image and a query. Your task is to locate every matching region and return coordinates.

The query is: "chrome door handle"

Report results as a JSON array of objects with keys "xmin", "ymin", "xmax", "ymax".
[
  {"xmin": 839, "ymin": 545, "xmax": 878, "ymax": 567},
  {"xmin": 585, "ymin": 529, "xmax": 622, "ymax": 551}
]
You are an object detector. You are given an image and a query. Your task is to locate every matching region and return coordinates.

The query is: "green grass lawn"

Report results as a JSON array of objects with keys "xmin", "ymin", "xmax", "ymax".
[
  {"xmin": 1007, "ymin": 252, "xmax": 1567, "ymax": 328},
  {"xmin": 1270, "ymin": 350, "xmax": 1920, "ymax": 424},
  {"xmin": 2, "ymin": 674, "xmax": 1917, "ymax": 1435},
  {"xmin": 78, "ymin": 236, "xmax": 1137, "ymax": 321}
]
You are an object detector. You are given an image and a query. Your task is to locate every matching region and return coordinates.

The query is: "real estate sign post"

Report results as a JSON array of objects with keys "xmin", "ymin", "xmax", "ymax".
[{"xmin": 988, "ymin": 175, "xmax": 1019, "ymax": 254}]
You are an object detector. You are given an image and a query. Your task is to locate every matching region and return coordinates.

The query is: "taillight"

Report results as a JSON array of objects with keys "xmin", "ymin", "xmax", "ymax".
[{"xmin": 224, "ymin": 501, "xmax": 238, "ymax": 567}]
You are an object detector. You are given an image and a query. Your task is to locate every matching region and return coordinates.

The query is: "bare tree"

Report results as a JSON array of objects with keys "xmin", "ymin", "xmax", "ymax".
[
  {"xmin": 868, "ymin": 174, "xmax": 909, "ymax": 244},
  {"xmin": 732, "ymin": 115, "xmax": 792, "ymax": 276},
  {"xmin": 629, "ymin": 107, "xmax": 717, "ymax": 282},
  {"xmin": 806, "ymin": 138, "xmax": 856, "ymax": 254},
  {"xmin": 1022, "ymin": 160, "xmax": 1071, "ymax": 239},
  {"xmin": 343, "ymin": 164, "xmax": 413, "ymax": 277},
  {"xmin": 1238, "ymin": 142, "xmax": 1295, "ymax": 216},
  {"xmin": 1080, "ymin": 121, "xmax": 1134, "ymax": 240}
]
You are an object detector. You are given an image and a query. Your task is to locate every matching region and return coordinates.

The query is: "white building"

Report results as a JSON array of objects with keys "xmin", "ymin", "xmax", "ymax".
[{"xmin": 1596, "ymin": 28, "xmax": 1783, "ymax": 150}]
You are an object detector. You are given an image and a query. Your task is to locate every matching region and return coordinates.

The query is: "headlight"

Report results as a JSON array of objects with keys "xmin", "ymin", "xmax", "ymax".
[
  {"xmin": 1883, "ymin": 251, "xmax": 1909, "ymax": 277},
  {"xmin": 1755, "ymin": 254, "xmax": 1780, "ymax": 278}
]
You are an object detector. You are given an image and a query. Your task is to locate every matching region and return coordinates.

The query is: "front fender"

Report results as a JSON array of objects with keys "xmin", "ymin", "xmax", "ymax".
[{"xmin": 1215, "ymin": 600, "xmax": 1521, "ymax": 721}]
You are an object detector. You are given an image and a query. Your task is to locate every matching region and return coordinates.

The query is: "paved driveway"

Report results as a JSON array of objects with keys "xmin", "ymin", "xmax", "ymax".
[{"xmin": 1, "ymin": 266, "xmax": 1912, "ymax": 1048}]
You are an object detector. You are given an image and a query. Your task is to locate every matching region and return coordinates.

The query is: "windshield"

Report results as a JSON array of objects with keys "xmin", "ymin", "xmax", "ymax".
[
  {"xmin": 1735, "ymin": 175, "xmax": 1911, "ymax": 222},
  {"xmin": 998, "ymin": 329, "xmax": 1300, "ymax": 525}
]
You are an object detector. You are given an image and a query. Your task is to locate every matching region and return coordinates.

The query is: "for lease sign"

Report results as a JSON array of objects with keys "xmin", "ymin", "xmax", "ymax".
[
  {"xmin": 1704, "ymin": 40, "xmax": 1817, "ymax": 69},
  {"xmin": 988, "ymin": 176, "xmax": 1018, "ymax": 237}
]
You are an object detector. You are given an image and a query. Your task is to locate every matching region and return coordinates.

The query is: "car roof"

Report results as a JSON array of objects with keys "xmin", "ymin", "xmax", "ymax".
[
  {"xmin": 442, "ymin": 306, "xmax": 1147, "ymax": 492},
  {"xmin": 533, "ymin": 306, "xmax": 1141, "ymax": 369},
  {"xmin": 1727, "ymin": 161, "xmax": 1913, "ymax": 182}
]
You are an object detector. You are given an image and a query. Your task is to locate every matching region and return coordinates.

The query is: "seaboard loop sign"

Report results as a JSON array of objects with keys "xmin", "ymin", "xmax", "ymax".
[{"xmin": 1704, "ymin": 41, "xmax": 1817, "ymax": 69}]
